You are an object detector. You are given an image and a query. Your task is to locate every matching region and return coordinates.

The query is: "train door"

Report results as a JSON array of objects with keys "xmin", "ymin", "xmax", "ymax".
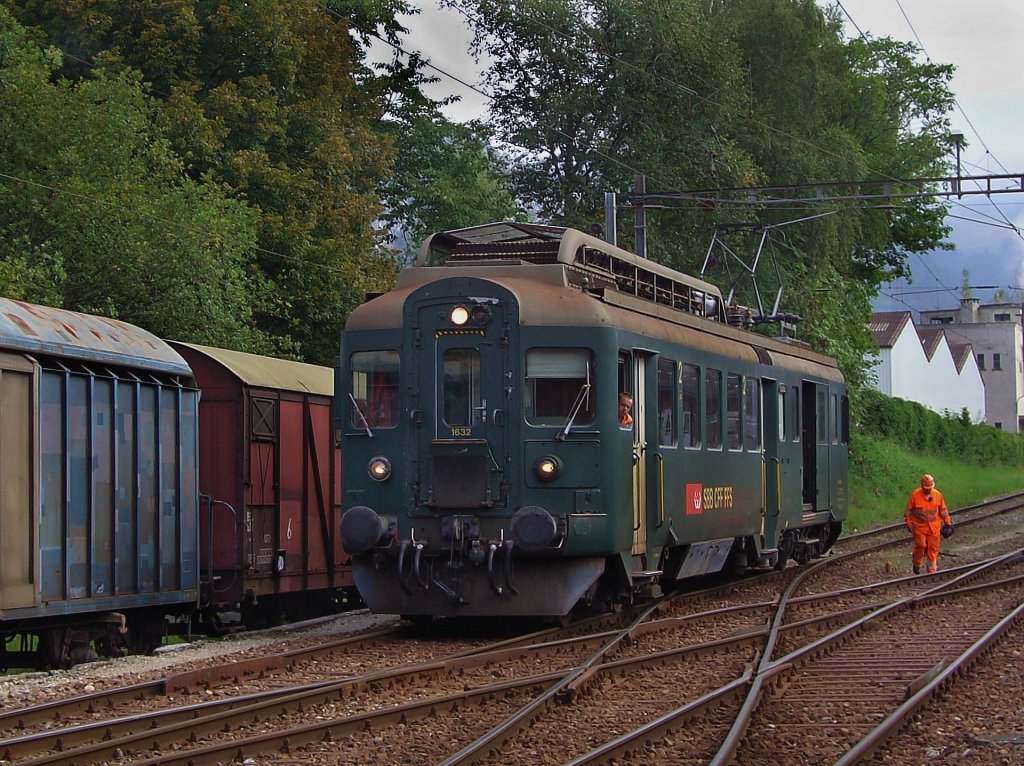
[
  {"xmin": 0, "ymin": 352, "xmax": 36, "ymax": 611},
  {"xmin": 761, "ymin": 378, "xmax": 781, "ymax": 545},
  {"xmin": 620, "ymin": 353, "xmax": 647, "ymax": 557},
  {"xmin": 800, "ymin": 381, "xmax": 830, "ymax": 511},
  {"xmin": 414, "ymin": 298, "xmax": 509, "ymax": 510}
]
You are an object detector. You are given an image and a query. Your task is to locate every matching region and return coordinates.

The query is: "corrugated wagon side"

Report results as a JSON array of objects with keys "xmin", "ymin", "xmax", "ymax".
[
  {"xmin": 0, "ymin": 299, "xmax": 199, "ymax": 668},
  {"xmin": 170, "ymin": 343, "xmax": 355, "ymax": 628}
]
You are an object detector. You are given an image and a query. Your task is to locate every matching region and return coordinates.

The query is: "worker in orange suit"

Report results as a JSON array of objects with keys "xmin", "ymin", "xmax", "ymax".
[{"xmin": 904, "ymin": 473, "xmax": 952, "ymax": 574}]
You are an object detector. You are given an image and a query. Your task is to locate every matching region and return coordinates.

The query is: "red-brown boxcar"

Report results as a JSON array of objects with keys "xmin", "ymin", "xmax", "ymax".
[{"xmin": 169, "ymin": 343, "xmax": 354, "ymax": 626}]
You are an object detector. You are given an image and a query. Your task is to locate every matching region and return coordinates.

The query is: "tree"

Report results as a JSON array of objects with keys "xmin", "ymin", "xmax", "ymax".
[
  {"xmin": 444, "ymin": 0, "xmax": 754, "ymax": 237},
  {"xmin": 381, "ymin": 114, "xmax": 522, "ymax": 263},
  {"xmin": 449, "ymin": 0, "xmax": 957, "ymax": 389},
  {"xmin": 4, "ymin": 0, "xmax": 406, "ymax": 363},
  {"xmin": 0, "ymin": 7, "xmax": 275, "ymax": 351}
]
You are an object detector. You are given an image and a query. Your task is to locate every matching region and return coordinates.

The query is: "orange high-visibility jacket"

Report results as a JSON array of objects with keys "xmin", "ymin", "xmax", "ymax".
[{"xmin": 905, "ymin": 487, "xmax": 951, "ymax": 533}]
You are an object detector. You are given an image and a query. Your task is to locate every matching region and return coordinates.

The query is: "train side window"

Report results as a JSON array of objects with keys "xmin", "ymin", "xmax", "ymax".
[
  {"xmin": 816, "ymin": 388, "xmax": 828, "ymax": 444},
  {"xmin": 831, "ymin": 393, "xmax": 839, "ymax": 444},
  {"xmin": 525, "ymin": 348, "xmax": 594, "ymax": 426},
  {"xmin": 251, "ymin": 397, "xmax": 277, "ymax": 440},
  {"xmin": 350, "ymin": 350, "xmax": 400, "ymax": 429},
  {"xmin": 792, "ymin": 386, "xmax": 801, "ymax": 443},
  {"xmin": 726, "ymin": 373, "xmax": 741, "ymax": 451},
  {"xmin": 617, "ymin": 352, "xmax": 632, "ymax": 400},
  {"xmin": 443, "ymin": 348, "xmax": 482, "ymax": 427},
  {"xmin": 841, "ymin": 395, "xmax": 850, "ymax": 444},
  {"xmin": 682, "ymin": 363, "xmax": 700, "ymax": 448},
  {"xmin": 744, "ymin": 378, "xmax": 761, "ymax": 451},
  {"xmin": 657, "ymin": 358, "xmax": 676, "ymax": 447},
  {"xmin": 705, "ymin": 368, "xmax": 722, "ymax": 450}
]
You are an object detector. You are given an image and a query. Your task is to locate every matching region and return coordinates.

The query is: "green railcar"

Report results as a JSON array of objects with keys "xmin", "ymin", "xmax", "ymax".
[{"xmin": 338, "ymin": 223, "xmax": 848, "ymax": 618}]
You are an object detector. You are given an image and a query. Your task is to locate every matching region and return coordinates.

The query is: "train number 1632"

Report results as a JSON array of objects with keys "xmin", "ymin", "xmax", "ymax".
[{"xmin": 450, "ymin": 427, "xmax": 473, "ymax": 437}]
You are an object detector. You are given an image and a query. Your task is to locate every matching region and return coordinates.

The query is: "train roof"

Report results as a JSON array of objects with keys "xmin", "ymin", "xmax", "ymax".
[
  {"xmin": 170, "ymin": 342, "xmax": 333, "ymax": 395},
  {"xmin": 349, "ymin": 223, "xmax": 841, "ymax": 381},
  {"xmin": 0, "ymin": 298, "xmax": 192, "ymax": 375},
  {"xmin": 415, "ymin": 223, "xmax": 726, "ymax": 322}
]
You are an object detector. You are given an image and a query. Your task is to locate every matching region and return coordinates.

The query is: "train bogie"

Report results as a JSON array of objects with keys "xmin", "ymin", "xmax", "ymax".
[
  {"xmin": 338, "ymin": 223, "xmax": 850, "ymax": 619},
  {"xmin": 0, "ymin": 299, "xmax": 199, "ymax": 668}
]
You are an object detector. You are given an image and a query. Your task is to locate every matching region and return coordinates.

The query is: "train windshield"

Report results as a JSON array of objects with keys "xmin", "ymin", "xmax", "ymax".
[
  {"xmin": 524, "ymin": 348, "xmax": 595, "ymax": 426},
  {"xmin": 442, "ymin": 348, "xmax": 482, "ymax": 427},
  {"xmin": 350, "ymin": 350, "xmax": 400, "ymax": 428}
]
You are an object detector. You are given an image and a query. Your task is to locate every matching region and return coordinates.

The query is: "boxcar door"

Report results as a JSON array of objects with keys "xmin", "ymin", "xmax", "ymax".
[
  {"xmin": 0, "ymin": 352, "xmax": 37, "ymax": 611},
  {"xmin": 413, "ymin": 298, "xmax": 510, "ymax": 511}
]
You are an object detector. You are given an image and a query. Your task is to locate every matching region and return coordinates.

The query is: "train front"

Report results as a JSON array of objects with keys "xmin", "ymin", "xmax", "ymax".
[{"xmin": 338, "ymin": 273, "xmax": 609, "ymax": 618}]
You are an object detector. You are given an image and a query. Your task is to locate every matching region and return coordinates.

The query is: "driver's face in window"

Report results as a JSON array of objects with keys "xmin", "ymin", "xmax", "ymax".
[{"xmin": 618, "ymin": 394, "xmax": 633, "ymax": 426}]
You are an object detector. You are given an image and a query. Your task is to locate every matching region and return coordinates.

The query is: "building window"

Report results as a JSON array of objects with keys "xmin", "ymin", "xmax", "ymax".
[
  {"xmin": 995, "ymin": 313, "xmax": 1011, "ymax": 321},
  {"xmin": 995, "ymin": 422, "xmax": 1003, "ymax": 430},
  {"xmin": 993, "ymin": 353, "xmax": 1002, "ymax": 371},
  {"xmin": 929, "ymin": 316, "xmax": 952, "ymax": 324},
  {"xmin": 977, "ymin": 354, "xmax": 985, "ymax": 370}
]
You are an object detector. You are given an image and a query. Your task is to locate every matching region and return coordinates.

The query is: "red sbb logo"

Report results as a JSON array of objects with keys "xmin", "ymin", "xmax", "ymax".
[{"xmin": 686, "ymin": 483, "xmax": 703, "ymax": 515}]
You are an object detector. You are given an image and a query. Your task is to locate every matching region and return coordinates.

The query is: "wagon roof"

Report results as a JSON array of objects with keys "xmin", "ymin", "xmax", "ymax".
[
  {"xmin": 0, "ymin": 297, "xmax": 191, "ymax": 375},
  {"xmin": 172, "ymin": 342, "xmax": 333, "ymax": 395}
]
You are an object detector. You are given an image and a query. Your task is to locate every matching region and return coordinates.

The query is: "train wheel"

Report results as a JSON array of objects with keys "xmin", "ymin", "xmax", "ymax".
[
  {"xmin": 402, "ymin": 614, "xmax": 433, "ymax": 626},
  {"xmin": 127, "ymin": 615, "xmax": 165, "ymax": 655},
  {"xmin": 774, "ymin": 531, "xmax": 796, "ymax": 571},
  {"xmin": 820, "ymin": 522, "xmax": 843, "ymax": 555},
  {"xmin": 38, "ymin": 628, "xmax": 71, "ymax": 669}
]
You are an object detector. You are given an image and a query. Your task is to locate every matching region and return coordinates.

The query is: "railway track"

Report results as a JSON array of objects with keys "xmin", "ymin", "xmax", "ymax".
[{"xmin": 2, "ymin": 493, "xmax": 1023, "ymax": 765}]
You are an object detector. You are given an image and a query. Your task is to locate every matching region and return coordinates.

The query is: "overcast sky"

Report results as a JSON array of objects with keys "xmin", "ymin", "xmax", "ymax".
[{"xmin": 390, "ymin": 1, "xmax": 1024, "ymax": 313}]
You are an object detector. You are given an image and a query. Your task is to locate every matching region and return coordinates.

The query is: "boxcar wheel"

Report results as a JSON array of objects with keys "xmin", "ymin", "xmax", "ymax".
[{"xmin": 402, "ymin": 615, "xmax": 433, "ymax": 626}]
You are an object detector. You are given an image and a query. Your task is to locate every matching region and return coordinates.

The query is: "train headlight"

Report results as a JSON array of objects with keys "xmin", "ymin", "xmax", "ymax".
[
  {"xmin": 470, "ymin": 304, "xmax": 493, "ymax": 325},
  {"xmin": 450, "ymin": 306, "xmax": 469, "ymax": 326},
  {"xmin": 367, "ymin": 456, "xmax": 392, "ymax": 482},
  {"xmin": 533, "ymin": 455, "xmax": 562, "ymax": 482}
]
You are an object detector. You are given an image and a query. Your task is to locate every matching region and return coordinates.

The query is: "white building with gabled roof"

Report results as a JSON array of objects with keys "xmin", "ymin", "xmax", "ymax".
[
  {"xmin": 868, "ymin": 311, "xmax": 985, "ymax": 424},
  {"xmin": 918, "ymin": 299, "xmax": 1024, "ymax": 431}
]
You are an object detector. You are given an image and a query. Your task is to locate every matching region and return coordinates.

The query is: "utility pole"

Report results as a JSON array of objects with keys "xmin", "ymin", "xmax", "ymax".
[
  {"xmin": 950, "ymin": 132, "xmax": 964, "ymax": 199},
  {"xmin": 604, "ymin": 192, "xmax": 617, "ymax": 246},
  {"xmin": 633, "ymin": 174, "xmax": 647, "ymax": 259}
]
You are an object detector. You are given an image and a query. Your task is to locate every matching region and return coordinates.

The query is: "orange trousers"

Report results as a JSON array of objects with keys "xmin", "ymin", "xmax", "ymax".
[{"xmin": 909, "ymin": 523, "xmax": 942, "ymax": 572}]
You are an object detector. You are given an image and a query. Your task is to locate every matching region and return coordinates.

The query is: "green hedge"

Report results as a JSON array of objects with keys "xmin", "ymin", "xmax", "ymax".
[{"xmin": 854, "ymin": 390, "xmax": 1024, "ymax": 466}]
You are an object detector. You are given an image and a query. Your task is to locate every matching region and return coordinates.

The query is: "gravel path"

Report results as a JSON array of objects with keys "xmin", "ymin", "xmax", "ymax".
[{"xmin": 0, "ymin": 610, "xmax": 399, "ymax": 710}]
